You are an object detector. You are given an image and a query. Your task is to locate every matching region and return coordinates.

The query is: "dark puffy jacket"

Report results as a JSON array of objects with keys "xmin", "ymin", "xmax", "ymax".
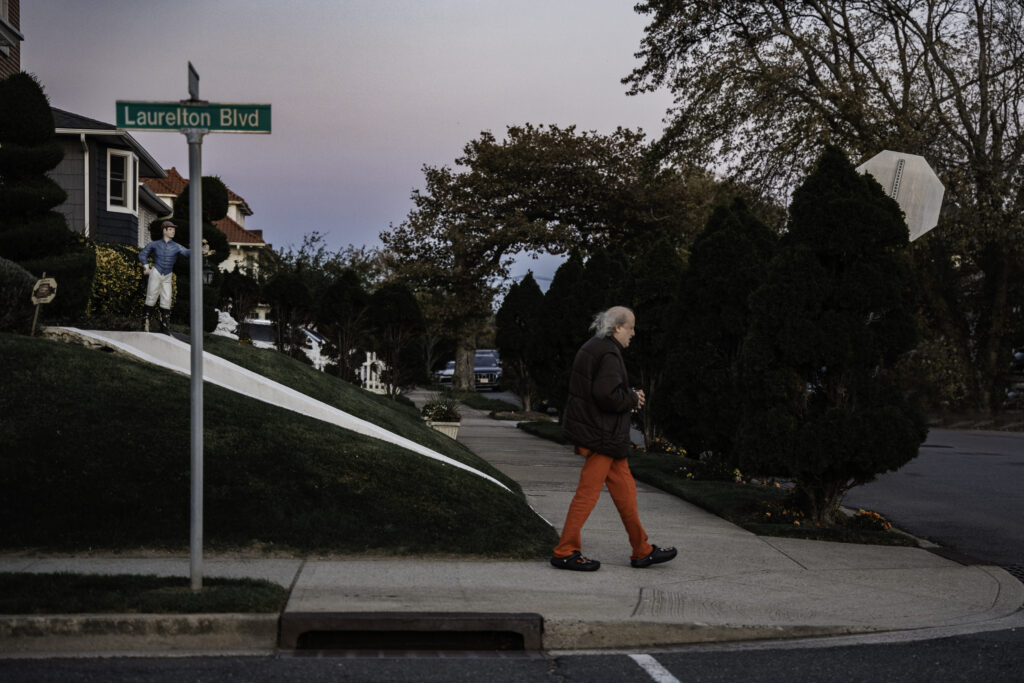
[{"xmin": 562, "ymin": 335, "xmax": 638, "ymax": 459}]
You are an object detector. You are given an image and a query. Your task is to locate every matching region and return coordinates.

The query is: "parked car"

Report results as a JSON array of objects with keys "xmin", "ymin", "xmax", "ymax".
[
  {"xmin": 473, "ymin": 353, "xmax": 503, "ymax": 391},
  {"xmin": 434, "ymin": 360, "xmax": 455, "ymax": 386},
  {"xmin": 433, "ymin": 351, "xmax": 503, "ymax": 391}
]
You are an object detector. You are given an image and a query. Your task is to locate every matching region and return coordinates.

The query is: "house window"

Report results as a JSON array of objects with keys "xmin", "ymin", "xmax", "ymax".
[{"xmin": 107, "ymin": 149, "xmax": 138, "ymax": 214}]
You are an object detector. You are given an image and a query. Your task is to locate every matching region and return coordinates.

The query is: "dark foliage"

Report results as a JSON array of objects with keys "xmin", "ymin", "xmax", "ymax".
[
  {"xmin": 656, "ymin": 198, "xmax": 777, "ymax": 464},
  {"xmin": 495, "ymin": 271, "xmax": 545, "ymax": 411},
  {"xmin": 367, "ymin": 281, "xmax": 427, "ymax": 395},
  {"xmin": 737, "ymin": 146, "xmax": 927, "ymax": 523}
]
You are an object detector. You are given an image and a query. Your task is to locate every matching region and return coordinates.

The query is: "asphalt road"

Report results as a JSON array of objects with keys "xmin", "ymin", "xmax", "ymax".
[
  {"xmin": 844, "ymin": 428, "xmax": 1024, "ymax": 568},
  {"xmin": 4, "ymin": 629, "xmax": 1024, "ymax": 683}
]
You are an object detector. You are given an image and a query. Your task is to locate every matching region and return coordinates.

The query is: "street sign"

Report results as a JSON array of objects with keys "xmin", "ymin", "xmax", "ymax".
[
  {"xmin": 31, "ymin": 277, "xmax": 57, "ymax": 305},
  {"xmin": 116, "ymin": 101, "xmax": 271, "ymax": 133},
  {"xmin": 117, "ymin": 63, "xmax": 272, "ymax": 591},
  {"xmin": 856, "ymin": 151, "xmax": 944, "ymax": 241}
]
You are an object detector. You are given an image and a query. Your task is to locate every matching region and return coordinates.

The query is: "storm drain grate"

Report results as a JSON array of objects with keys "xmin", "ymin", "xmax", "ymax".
[{"xmin": 279, "ymin": 612, "xmax": 544, "ymax": 652}]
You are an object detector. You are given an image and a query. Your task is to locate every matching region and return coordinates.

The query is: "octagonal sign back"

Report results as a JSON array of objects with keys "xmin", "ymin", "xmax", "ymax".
[{"xmin": 855, "ymin": 151, "xmax": 944, "ymax": 241}]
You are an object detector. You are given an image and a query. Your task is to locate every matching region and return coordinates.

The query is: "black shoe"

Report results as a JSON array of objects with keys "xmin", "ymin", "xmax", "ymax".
[
  {"xmin": 631, "ymin": 545, "xmax": 677, "ymax": 568},
  {"xmin": 550, "ymin": 551, "xmax": 600, "ymax": 571}
]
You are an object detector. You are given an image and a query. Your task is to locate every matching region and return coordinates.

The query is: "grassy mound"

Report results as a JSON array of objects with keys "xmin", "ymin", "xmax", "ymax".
[{"xmin": 0, "ymin": 333, "xmax": 556, "ymax": 557}]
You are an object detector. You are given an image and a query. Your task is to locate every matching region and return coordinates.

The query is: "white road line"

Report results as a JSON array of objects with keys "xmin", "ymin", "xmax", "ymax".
[{"xmin": 629, "ymin": 654, "xmax": 681, "ymax": 683}]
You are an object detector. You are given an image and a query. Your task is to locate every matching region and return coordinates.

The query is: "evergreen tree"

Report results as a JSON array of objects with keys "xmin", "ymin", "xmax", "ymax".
[
  {"xmin": 657, "ymin": 198, "xmax": 776, "ymax": 463},
  {"xmin": 263, "ymin": 268, "xmax": 312, "ymax": 355},
  {"xmin": 738, "ymin": 146, "xmax": 926, "ymax": 523},
  {"xmin": 162, "ymin": 175, "xmax": 230, "ymax": 259},
  {"xmin": 0, "ymin": 74, "xmax": 66, "ymax": 233},
  {"xmin": 219, "ymin": 264, "xmax": 261, "ymax": 323},
  {"xmin": 620, "ymin": 237, "xmax": 686, "ymax": 446},
  {"xmin": 318, "ymin": 268, "xmax": 369, "ymax": 383},
  {"xmin": 495, "ymin": 271, "xmax": 545, "ymax": 411},
  {"xmin": 531, "ymin": 254, "xmax": 588, "ymax": 414},
  {"xmin": 0, "ymin": 73, "xmax": 96, "ymax": 321},
  {"xmin": 367, "ymin": 282, "xmax": 426, "ymax": 398},
  {"xmin": 578, "ymin": 246, "xmax": 628, "ymax": 314}
]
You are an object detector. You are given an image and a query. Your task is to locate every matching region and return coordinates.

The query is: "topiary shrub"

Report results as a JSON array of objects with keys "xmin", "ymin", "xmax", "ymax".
[
  {"xmin": 0, "ymin": 213, "xmax": 74, "ymax": 262},
  {"xmin": 20, "ymin": 243, "xmax": 97, "ymax": 322},
  {"xmin": 0, "ymin": 74, "xmax": 67, "ymax": 227},
  {"xmin": 0, "ymin": 256, "xmax": 36, "ymax": 333}
]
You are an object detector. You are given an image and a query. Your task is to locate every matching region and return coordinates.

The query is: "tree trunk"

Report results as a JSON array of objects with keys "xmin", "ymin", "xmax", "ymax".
[
  {"xmin": 795, "ymin": 480, "xmax": 846, "ymax": 526},
  {"xmin": 453, "ymin": 337, "xmax": 476, "ymax": 392}
]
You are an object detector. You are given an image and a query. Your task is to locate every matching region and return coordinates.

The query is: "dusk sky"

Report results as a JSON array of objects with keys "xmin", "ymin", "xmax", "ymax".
[{"xmin": 21, "ymin": 1, "xmax": 673, "ymax": 285}]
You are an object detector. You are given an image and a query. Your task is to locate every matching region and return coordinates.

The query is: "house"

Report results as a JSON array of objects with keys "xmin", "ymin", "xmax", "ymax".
[
  {"xmin": 49, "ymin": 108, "xmax": 172, "ymax": 248},
  {"xmin": 0, "ymin": 0, "xmax": 23, "ymax": 79},
  {"xmin": 141, "ymin": 167, "xmax": 274, "ymax": 275}
]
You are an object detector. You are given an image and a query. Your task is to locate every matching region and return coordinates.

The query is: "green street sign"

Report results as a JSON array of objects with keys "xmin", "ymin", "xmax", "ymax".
[{"xmin": 116, "ymin": 101, "xmax": 271, "ymax": 133}]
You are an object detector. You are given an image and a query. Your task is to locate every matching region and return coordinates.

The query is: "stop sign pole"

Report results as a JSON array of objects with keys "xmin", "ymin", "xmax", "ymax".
[{"xmin": 118, "ymin": 63, "xmax": 271, "ymax": 590}]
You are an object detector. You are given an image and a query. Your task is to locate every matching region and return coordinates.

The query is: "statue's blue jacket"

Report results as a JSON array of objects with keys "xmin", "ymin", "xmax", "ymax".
[{"xmin": 139, "ymin": 239, "xmax": 190, "ymax": 275}]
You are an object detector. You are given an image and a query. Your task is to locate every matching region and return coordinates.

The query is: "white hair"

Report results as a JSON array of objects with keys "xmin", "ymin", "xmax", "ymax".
[{"xmin": 590, "ymin": 306, "xmax": 633, "ymax": 338}]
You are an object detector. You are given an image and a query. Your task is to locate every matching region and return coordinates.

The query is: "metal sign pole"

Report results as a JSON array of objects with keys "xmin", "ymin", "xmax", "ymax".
[
  {"xmin": 117, "ymin": 63, "xmax": 269, "ymax": 594},
  {"xmin": 186, "ymin": 127, "xmax": 206, "ymax": 591}
]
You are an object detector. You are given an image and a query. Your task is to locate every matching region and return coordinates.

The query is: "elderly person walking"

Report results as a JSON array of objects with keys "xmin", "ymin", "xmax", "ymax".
[{"xmin": 550, "ymin": 306, "xmax": 676, "ymax": 571}]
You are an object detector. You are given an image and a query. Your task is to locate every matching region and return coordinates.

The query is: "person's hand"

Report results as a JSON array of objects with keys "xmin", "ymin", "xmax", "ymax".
[
  {"xmin": 201, "ymin": 239, "xmax": 211, "ymax": 255},
  {"xmin": 143, "ymin": 264, "xmax": 151, "ymax": 275},
  {"xmin": 635, "ymin": 389, "xmax": 646, "ymax": 409}
]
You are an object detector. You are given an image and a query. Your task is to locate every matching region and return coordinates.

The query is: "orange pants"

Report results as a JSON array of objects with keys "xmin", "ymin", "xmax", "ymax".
[{"xmin": 553, "ymin": 448, "xmax": 654, "ymax": 561}]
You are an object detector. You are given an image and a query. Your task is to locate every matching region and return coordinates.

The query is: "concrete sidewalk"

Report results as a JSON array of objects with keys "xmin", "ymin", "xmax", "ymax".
[{"xmin": 2, "ymin": 390, "xmax": 1022, "ymax": 656}]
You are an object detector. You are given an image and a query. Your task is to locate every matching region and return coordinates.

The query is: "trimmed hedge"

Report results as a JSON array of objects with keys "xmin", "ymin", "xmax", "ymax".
[
  {"xmin": 0, "ymin": 257, "xmax": 35, "ymax": 333},
  {"xmin": 87, "ymin": 242, "xmax": 149, "ymax": 318}
]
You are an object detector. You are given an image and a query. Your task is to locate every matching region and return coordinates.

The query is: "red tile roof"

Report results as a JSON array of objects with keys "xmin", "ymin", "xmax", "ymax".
[
  {"xmin": 141, "ymin": 167, "xmax": 187, "ymax": 196},
  {"xmin": 141, "ymin": 168, "xmax": 264, "ymax": 245},
  {"xmin": 141, "ymin": 168, "xmax": 252, "ymax": 215},
  {"xmin": 216, "ymin": 215, "xmax": 266, "ymax": 245}
]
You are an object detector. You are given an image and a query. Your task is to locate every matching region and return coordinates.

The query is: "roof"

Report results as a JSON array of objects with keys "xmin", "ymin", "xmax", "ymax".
[
  {"xmin": 142, "ymin": 166, "xmax": 188, "ymax": 196},
  {"xmin": 52, "ymin": 107, "xmax": 165, "ymax": 178},
  {"xmin": 142, "ymin": 167, "xmax": 252, "ymax": 216},
  {"xmin": 215, "ymin": 215, "xmax": 266, "ymax": 245},
  {"xmin": 53, "ymin": 108, "xmax": 117, "ymax": 131},
  {"xmin": 141, "ymin": 168, "xmax": 264, "ymax": 245},
  {"xmin": 139, "ymin": 183, "xmax": 173, "ymax": 215}
]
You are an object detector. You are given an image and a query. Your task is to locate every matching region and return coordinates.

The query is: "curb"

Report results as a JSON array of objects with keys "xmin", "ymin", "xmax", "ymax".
[
  {"xmin": 0, "ymin": 613, "xmax": 279, "ymax": 658},
  {"xmin": 540, "ymin": 618, "xmax": 874, "ymax": 650}
]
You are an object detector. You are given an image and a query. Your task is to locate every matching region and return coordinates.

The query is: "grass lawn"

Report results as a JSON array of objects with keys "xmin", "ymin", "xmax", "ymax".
[
  {"xmin": 0, "ymin": 333, "xmax": 557, "ymax": 557},
  {"xmin": 519, "ymin": 421, "xmax": 917, "ymax": 547},
  {"xmin": 0, "ymin": 573, "xmax": 289, "ymax": 614}
]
